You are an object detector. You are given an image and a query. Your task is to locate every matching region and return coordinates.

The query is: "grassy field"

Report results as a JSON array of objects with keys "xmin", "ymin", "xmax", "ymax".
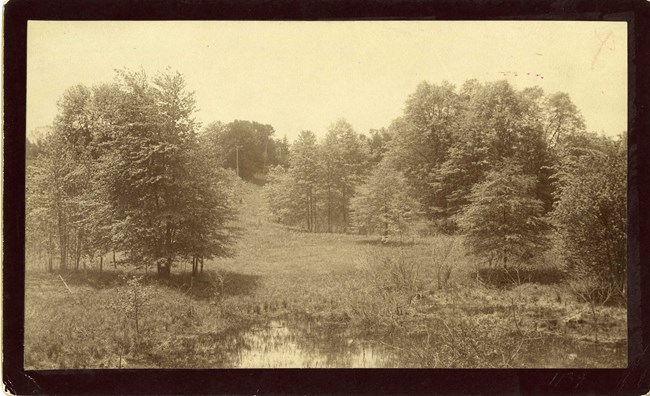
[{"xmin": 25, "ymin": 183, "xmax": 627, "ymax": 368}]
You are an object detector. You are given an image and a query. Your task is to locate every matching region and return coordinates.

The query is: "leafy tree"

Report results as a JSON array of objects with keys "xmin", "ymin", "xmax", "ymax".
[
  {"xmin": 436, "ymin": 80, "xmax": 557, "ymax": 222},
  {"xmin": 317, "ymin": 119, "xmax": 368, "ymax": 232},
  {"xmin": 334, "ymin": 120, "xmax": 370, "ymax": 231},
  {"xmin": 542, "ymin": 92, "xmax": 586, "ymax": 147},
  {"xmin": 318, "ymin": 128, "xmax": 343, "ymax": 233},
  {"xmin": 550, "ymin": 133, "xmax": 626, "ymax": 294},
  {"xmin": 364, "ymin": 127, "xmax": 392, "ymax": 165},
  {"xmin": 289, "ymin": 130, "xmax": 320, "ymax": 231},
  {"xmin": 26, "ymin": 138, "xmax": 43, "ymax": 163},
  {"xmin": 350, "ymin": 160, "xmax": 420, "ymax": 239},
  {"xmin": 94, "ymin": 69, "xmax": 237, "ymax": 277},
  {"xmin": 457, "ymin": 161, "xmax": 551, "ymax": 268},
  {"xmin": 26, "ymin": 134, "xmax": 61, "ymax": 271},
  {"xmin": 267, "ymin": 135, "xmax": 290, "ymax": 169},
  {"xmin": 386, "ymin": 82, "xmax": 460, "ymax": 219},
  {"xmin": 204, "ymin": 120, "xmax": 277, "ymax": 180},
  {"xmin": 176, "ymin": 144, "xmax": 240, "ymax": 275},
  {"xmin": 263, "ymin": 165, "xmax": 303, "ymax": 226}
]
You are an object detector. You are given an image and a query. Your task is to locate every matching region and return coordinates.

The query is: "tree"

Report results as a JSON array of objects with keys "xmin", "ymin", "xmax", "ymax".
[
  {"xmin": 351, "ymin": 160, "xmax": 420, "ymax": 239},
  {"xmin": 263, "ymin": 165, "xmax": 303, "ymax": 226},
  {"xmin": 364, "ymin": 127, "xmax": 392, "ymax": 165},
  {"xmin": 317, "ymin": 119, "xmax": 368, "ymax": 232},
  {"xmin": 203, "ymin": 120, "xmax": 277, "ymax": 180},
  {"xmin": 542, "ymin": 92, "xmax": 586, "ymax": 147},
  {"xmin": 289, "ymin": 130, "xmax": 320, "ymax": 231},
  {"xmin": 435, "ymin": 80, "xmax": 557, "ymax": 223},
  {"xmin": 176, "ymin": 144, "xmax": 240, "ymax": 276},
  {"xmin": 26, "ymin": 69, "xmax": 240, "ymax": 277},
  {"xmin": 550, "ymin": 132, "xmax": 626, "ymax": 295},
  {"xmin": 101, "ymin": 69, "xmax": 237, "ymax": 277},
  {"xmin": 457, "ymin": 161, "xmax": 551, "ymax": 268},
  {"xmin": 386, "ymin": 81, "xmax": 460, "ymax": 219},
  {"xmin": 335, "ymin": 120, "xmax": 370, "ymax": 231}
]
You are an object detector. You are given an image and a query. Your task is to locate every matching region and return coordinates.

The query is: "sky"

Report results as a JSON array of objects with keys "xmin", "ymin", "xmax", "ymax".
[{"xmin": 27, "ymin": 21, "xmax": 627, "ymax": 143}]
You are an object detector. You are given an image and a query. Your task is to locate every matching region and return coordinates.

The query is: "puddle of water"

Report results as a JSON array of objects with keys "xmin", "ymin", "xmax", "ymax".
[
  {"xmin": 231, "ymin": 319, "xmax": 394, "ymax": 368},
  {"xmin": 219, "ymin": 319, "xmax": 626, "ymax": 368}
]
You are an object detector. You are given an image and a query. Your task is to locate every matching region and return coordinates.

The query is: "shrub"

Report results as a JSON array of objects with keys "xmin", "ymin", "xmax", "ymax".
[{"xmin": 551, "ymin": 134, "xmax": 626, "ymax": 296}]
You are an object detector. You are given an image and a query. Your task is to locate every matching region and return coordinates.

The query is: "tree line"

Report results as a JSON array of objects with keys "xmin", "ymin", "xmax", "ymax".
[
  {"xmin": 264, "ymin": 79, "xmax": 626, "ymax": 294},
  {"xmin": 26, "ymin": 71, "xmax": 625, "ymax": 293},
  {"xmin": 26, "ymin": 69, "xmax": 284, "ymax": 277}
]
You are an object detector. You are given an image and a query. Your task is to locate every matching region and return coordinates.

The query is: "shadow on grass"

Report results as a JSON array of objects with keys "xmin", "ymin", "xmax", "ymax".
[
  {"xmin": 155, "ymin": 270, "xmax": 261, "ymax": 300},
  {"xmin": 355, "ymin": 239, "xmax": 418, "ymax": 247},
  {"xmin": 50, "ymin": 269, "xmax": 124, "ymax": 289},
  {"xmin": 476, "ymin": 265, "xmax": 567, "ymax": 288},
  {"xmin": 43, "ymin": 268, "xmax": 260, "ymax": 300}
]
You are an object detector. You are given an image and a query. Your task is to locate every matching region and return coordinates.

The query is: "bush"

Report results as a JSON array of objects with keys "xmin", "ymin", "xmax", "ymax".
[{"xmin": 551, "ymin": 134, "xmax": 626, "ymax": 296}]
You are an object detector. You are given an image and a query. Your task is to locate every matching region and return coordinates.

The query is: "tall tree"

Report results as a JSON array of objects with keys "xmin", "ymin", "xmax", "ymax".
[
  {"xmin": 103, "ymin": 69, "xmax": 237, "ymax": 277},
  {"xmin": 317, "ymin": 119, "xmax": 368, "ymax": 232},
  {"xmin": 335, "ymin": 120, "xmax": 370, "ymax": 231},
  {"xmin": 289, "ymin": 130, "xmax": 320, "ymax": 232},
  {"xmin": 263, "ymin": 165, "xmax": 303, "ymax": 226},
  {"xmin": 386, "ymin": 81, "xmax": 460, "ymax": 219}
]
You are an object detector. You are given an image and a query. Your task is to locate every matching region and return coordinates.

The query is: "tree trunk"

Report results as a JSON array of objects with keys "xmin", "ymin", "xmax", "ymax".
[
  {"xmin": 309, "ymin": 189, "xmax": 315, "ymax": 232},
  {"xmin": 159, "ymin": 259, "xmax": 171, "ymax": 277},
  {"xmin": 192, "ymin": 255, "xmax": 197, "ymax": 277},
  {"xmin": 327, "ymin": 187, "xmax": 332, "ymax": 233},
  {"xmin": 200, "ymin": 256, "xmax": 204, "ymax": 273},
  {"xmin": 71, "ymin": 231, "xmax": 79, "ymax": 271},
  {"xmin": 306, "ymin": 199, "xmax": 311, "ymax": 231},
  {"xmin": 48, "ymin": 233, "xmax": 54, "ymax": 273},
  {"xmin": 159, "ymin": 221, "xmax": 173, "ymax": 278},
  {"xmin": 58, "ymin": 220, "xmax": 67, "ymax": 270},
  {"xmin": 113, "ymin": 250, "xmax": 117, "ymax": 269},
  {"xmin": 342, "ymin": 186, "xmax": 348, "ymax": 233}
]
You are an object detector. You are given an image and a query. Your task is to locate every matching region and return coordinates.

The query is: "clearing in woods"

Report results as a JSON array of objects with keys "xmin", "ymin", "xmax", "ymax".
[{"xmin": 24, "ymin": 182, "xmax": 627, "ymax": 368}]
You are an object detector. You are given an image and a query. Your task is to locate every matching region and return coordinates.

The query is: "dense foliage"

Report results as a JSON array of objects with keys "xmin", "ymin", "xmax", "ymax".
[
  {"xmin": 262, "ymin": 79, "xmax": 625, "ymax": 292},
  {"xmin": 201, "ymin": 120, "xmax": 289, "ymax": 180},
  {"xmin": 551, "ymin": 133, "xmax": 627, "ymax": 295},
  {"xmin": 26, "ymin": 69, "xmax": 239, "ymax": 277},
  {"xmin": 26, "ymin": 74, "xmax": 626, "ymax": 292}
]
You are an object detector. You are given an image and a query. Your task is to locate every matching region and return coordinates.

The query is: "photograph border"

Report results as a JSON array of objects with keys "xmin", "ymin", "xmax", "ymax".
[{"xmin": 4, "ymin": 0, "xmax": 650, "ymax": 394}]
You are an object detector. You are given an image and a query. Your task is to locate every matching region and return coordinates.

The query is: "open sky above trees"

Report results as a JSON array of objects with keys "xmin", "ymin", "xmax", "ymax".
[{"xmin": 27, "ymin": 21, "xmax": 627, "ymax": 143}]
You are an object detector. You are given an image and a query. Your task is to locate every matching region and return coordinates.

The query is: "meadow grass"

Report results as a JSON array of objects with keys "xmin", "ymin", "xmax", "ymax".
[{"xmin": 25, "ymin": 183, "xmax": 627, "ymax": 368}]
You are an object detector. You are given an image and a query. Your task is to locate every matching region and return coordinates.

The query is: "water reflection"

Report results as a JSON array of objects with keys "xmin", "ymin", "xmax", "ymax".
[{"xmin": 232, "ymin": 319, "xmax": 394, "ymax": 368}]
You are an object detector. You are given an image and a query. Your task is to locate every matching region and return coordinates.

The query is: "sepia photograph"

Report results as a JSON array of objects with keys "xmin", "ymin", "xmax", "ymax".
[{"xmin": 24, "ymin": 20, "xmax": 627, "ymax": 369}]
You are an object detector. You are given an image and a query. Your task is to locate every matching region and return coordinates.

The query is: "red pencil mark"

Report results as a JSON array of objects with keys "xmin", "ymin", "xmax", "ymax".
[
  {"xmin": 592, "ymin": 29, "xmax": 615, "ymax": 70},
  {"xmin": 497, "ymin": 71, "xmax": 544, "ymax": 79}
]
